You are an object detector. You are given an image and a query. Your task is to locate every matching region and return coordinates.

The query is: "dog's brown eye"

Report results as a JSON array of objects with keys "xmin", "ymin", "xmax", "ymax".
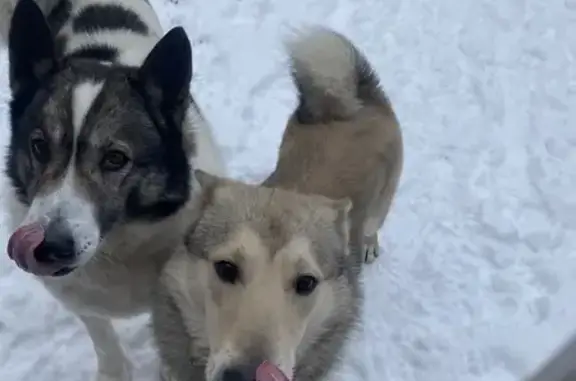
[
  {"xmin": 294, "ymin": 275, "xmax": 318, "ymax": 296},
  {"xmin": 101, "ymin": 150, "xmax": 129, "ymax": 171},
  {"xmin": 214, "ymin": 260, "xmax": 240, "ymax": 284},
  {"xmin": 30, "ymin": 135, "xmax": 50, "ymax": 164}
]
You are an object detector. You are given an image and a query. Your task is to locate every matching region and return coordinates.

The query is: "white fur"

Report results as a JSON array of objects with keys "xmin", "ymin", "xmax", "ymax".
[
  {"xmin": 69, "ymin": 0, "xmax": 163, "ymax": 36},
  {"xmin": 23, "ymin": 168, "xmax": 101, "ymax": 265},
  {"xmin": 22, "ymin": 81, "xmax": 104, "ymax": 266},
  {"xmin": 286, "ymin": 26, "xmax": 361, "ymax": 117},
  {"xmin": 24, "ymin": 114, "xmax": 225, "ymax": 381},
  {"xmin": 72, "ymin": 81, "xmax": 104, "ymax": 133},
  {"xmin": 31, "ymin": 143, "xmax": 222, "ymax": 381},
  {"xmin": 3, "ymin": 1, "xmax": 227, "ymax": 381},
  {"xmin": 79, "ymin": 315, "xmax": 132, "ymax": 381},
  {"xmin": 63, "ymin": 31, "xmax": 160, "ymax": 66},
  {"xmin": 57, "ymin": 0, "xmax": 164, "ymax": 66}
]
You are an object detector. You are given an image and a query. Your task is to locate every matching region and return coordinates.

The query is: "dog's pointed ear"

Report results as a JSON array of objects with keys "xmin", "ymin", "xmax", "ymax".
[
  {"xmin": 138, "ymin": 26, "xmax": 192, "ymax": 106},
  {"xmin": 194, "ymin": 169, "xmax": 225, "ymax": 211},
  {"xmin": 8, "ymin": 0, "xmax": 56, "ymax": 93}
]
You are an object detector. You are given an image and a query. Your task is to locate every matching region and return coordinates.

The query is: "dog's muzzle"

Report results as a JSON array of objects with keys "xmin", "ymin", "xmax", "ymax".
[{"xmin": 7, "ymin": 220, "xmax": 77, "ymax": 277}]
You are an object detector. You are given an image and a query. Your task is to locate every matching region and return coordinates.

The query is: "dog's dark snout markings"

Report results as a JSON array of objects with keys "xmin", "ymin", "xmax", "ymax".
[{"xmin": 34, "ymin": 218, "xmax": 76, "ymax": 263}]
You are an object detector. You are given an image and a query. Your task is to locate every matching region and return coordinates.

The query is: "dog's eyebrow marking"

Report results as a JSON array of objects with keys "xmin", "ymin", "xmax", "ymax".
[
  {"xmin": 277, "ymin": 236, "xmax": 322, "ymax": 276},
  {"xmin": 213, "ymin": 226, "xmax": 268, "ymax": 262},
  {"xmin": 73, "ymin": 4, "xmax": 149, "ymax": 35},
  {"xmin": 72, "ymin": 81, "xmax": 104, "ymax": 136}
]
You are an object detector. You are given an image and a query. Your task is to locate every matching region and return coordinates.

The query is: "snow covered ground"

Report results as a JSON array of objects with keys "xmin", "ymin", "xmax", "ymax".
[{"xmin": 1, "ymin": 0, "xmax": 575, "ymax": 380}]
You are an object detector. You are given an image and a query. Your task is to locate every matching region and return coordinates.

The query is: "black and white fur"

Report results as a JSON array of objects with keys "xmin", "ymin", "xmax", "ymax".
[{"xmin": 1, "ymin": 0, "xmax": 225, "ymax": 380}]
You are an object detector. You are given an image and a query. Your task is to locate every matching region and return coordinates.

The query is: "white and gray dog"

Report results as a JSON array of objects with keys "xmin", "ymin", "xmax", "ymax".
[{"xmin": 0, "ymin": 0, "xmax": 225, "ymax": 380}]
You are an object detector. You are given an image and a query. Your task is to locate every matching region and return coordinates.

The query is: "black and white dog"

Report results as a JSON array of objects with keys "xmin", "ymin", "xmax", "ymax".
[{"xmin": 1, "ymin": 0, "xmax": 225, "ymax": 380}]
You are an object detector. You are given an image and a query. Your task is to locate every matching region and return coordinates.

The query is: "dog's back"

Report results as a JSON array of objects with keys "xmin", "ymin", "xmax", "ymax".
[
  {"xmin": 264, "ymin": 27, "xmax": 403, "ymax": 262},
  {"xmin": 1, "ymin": 0, "xmax": 163, "ymax": 66}
]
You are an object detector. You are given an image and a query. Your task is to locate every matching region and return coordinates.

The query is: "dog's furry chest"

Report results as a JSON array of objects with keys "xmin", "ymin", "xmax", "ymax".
[{"xmin": 40, "ymin": 253, "xmax": 167, "ymax": 317}]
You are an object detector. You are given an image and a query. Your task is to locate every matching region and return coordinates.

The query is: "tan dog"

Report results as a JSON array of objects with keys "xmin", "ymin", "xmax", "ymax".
[
  {"xmin": 151, "ymin": 26, "xmax": 402, "ymax": 381},
  {"xmin": 263, "ymin": 26, "xmax": 403, "ymax": 263},
  {"xmin": 152, "ymin": 173, "xmax": 361, "ymax": 381}
]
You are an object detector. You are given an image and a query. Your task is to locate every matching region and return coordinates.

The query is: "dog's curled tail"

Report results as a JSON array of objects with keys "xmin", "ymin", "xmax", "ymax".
[
  {"xmin": 286, "ymin": 26, "xmax": 390, "ymax": 124},
  {"xmin": 0, "ymin": 0, "xmax": 60, "ymax": 44}
]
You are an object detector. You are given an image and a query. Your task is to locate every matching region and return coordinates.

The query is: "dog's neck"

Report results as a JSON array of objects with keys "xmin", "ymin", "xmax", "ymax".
[{"xmin": 98, "ymin": 184, "xmax": 201, "ymax": 266}]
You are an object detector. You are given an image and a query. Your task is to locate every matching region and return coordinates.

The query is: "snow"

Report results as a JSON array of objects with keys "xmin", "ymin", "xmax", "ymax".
[{"xmin": 0, "ymin": 0, "xmax": 575, "ymax": 380}]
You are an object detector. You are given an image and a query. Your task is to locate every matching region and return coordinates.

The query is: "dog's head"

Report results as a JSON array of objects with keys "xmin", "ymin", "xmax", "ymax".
[
  {"xmin": 175, "ymin": 171, "xmax": 357, "ymax": 381},
  {"xmin": 5, "ymin": 0, "xmax": 196, "ymax": 277}
]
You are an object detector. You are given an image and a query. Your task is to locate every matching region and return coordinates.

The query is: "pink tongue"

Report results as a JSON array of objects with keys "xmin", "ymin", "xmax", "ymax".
[
  {"xmin": 256, "ymin": 361, "xmax": 289, "ymax": 381},
  {"xmin": 7, "ymin": 223, "xmax": 45, "ymax": 261}
]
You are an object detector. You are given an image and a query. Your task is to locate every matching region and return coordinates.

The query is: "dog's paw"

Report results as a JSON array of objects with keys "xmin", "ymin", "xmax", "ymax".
[{"xmin": 363, "ymin": 234, "xmax": 380, "ymax": 264}]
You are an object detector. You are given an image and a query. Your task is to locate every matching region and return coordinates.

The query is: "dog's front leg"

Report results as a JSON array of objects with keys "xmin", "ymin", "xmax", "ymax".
[{"xmin": 79, "ymin": 315, "xmax": 132, "ymax": 381}]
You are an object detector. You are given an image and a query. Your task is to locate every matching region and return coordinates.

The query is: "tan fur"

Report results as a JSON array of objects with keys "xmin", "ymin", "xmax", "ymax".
[
  {"xmin": 152, "ymin": 174, "xmax": 361, "ymax": 381},
  {"xmin": 151, "ymin": 26, "xmax": 400, "ymax": 381},
  {"xmin": 263, "ymin": 27, "xmax": 403, "ymax": 263}
]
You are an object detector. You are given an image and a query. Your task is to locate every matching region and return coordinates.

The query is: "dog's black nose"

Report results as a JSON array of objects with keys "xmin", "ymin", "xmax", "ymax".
[
  {"xmin": 220, "ymin": 364, "xmax": 259, "ymax": 381},
  {"xmin": 33, "ymin": 219, "xmax": 76, "ymax": 264}
]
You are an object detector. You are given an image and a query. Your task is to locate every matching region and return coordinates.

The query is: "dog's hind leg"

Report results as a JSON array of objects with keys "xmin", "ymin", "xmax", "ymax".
[
  {"xmin": 79, "ymin": 315, "xmax": 132, "ymax": 381},
  {"xmin": 362, "ymin": 195, "xmax": 395, "ymax": 263},
  {"xmin": 362, "ymin": 229, "xmax": 380, "ymax": 264},
  {"xmin": 360, "ymin": 196, "xmax": 392, "ymax": 263},
  {"xmin": 350, "ymin": 183, "xmax": 388, "ymax": 264},
  {"xmin": 362, "ymin": 149, "xmax": 403, "ymax": 264}
]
